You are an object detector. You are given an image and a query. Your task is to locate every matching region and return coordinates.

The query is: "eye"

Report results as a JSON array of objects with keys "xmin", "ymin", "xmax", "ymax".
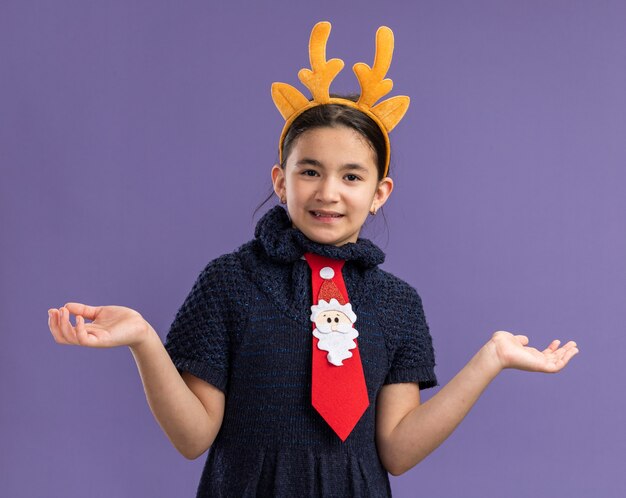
[
  {"xmin": 327, "ymin": 317, "xmax": 332, "ymax": 323},
  {"xmin": 344, "ymin": 173, "xmax": 361, "ymax": 182},
  {"xmin": 302, "ymin": 169, "xmax": 319, "ymax": 177},
  {"xmin": 334, "ymin": 317, "xmax": 339, "ymax": 323}
]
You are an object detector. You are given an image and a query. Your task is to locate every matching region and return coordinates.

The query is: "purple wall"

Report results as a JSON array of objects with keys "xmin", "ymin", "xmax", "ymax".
[{"xmin": 2, "ymin": 1, "xmax": 624, "ymax": 496}]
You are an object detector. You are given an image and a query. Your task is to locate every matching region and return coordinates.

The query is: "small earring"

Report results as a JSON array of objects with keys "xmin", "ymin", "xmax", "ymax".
[
  {"xmin": 369, "ymin": 206, "xmax": 377, "ymax": 216},
  {"xmin": 280, "ymin": 196, "xmax": 287, "ymax": 205}
]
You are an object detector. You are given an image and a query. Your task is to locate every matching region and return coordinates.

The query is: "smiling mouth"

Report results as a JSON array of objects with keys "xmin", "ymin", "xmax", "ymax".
[{"xmin": 310, "ymin": 211, "xmax": 343, "ymax": 218}]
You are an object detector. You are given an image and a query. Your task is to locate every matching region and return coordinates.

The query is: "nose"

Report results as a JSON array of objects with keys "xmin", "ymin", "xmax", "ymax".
[{"xmin": 315, "ymin": 177, "xmax": 340, "ymax": 203}]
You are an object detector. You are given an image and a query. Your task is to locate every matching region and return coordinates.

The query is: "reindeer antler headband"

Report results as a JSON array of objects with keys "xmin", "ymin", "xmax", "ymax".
[{"xmin": 271, "ymin": 21, "xmax": 410, "ymax": 178}]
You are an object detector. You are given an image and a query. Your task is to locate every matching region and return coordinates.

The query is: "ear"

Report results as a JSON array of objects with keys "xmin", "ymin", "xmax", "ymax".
[
  {"xmin": 271, "ymin": 164, "xmax": 286, "ymax": 201},
  {"xmin": 371, "ymin": 176, "xmax": 394, "ymax": 212}
]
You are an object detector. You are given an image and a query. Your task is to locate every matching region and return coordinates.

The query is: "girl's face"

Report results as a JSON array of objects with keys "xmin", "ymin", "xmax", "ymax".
[{"xmin": 272, "ymin": 126, "xmax": 393, "ymax": 247}]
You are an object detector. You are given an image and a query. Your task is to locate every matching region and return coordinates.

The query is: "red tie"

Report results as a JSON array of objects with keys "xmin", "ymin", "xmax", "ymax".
[{"xmin": 304, "ymin": 252, "xmax": 369, "ymax": 441}]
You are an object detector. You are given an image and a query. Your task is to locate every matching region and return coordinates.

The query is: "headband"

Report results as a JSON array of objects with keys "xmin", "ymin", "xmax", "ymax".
[{"xmin": 271, "ymin": 21, "xmax": 410, "ymax": 178}]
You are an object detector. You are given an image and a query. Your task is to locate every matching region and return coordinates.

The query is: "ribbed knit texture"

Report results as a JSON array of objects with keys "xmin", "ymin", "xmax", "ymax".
[{"xmin": 164, "ymin": 206, "xmax": 437, "ymax": 497}]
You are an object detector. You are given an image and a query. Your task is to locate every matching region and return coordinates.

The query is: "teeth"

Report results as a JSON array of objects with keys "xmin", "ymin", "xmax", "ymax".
[{"xmin": 314, "ymin": 212, "xmax": 340, "ymax": 217}]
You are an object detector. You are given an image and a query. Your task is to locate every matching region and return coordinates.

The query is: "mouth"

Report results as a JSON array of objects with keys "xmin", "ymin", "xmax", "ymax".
[{"xmin": 310, "ymin": 210, "xmax": 343, "ymax": 218}]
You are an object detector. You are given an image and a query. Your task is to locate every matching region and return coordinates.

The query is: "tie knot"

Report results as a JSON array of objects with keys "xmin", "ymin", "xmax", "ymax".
[
  {"xmin": 304, "ymin": 252, "xmax": 345, "ymax": 276},
  {"xmin": 304, "ymin": 252, "xmax": 348, "ymax": 305}
]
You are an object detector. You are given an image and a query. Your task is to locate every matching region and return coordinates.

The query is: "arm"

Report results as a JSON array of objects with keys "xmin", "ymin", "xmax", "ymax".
[
  {"xmin": 129, "ymin": 324, "xmax": 225, "ymax": 459},
  {"xmin": 48, "ymin": 303, "xmax": 224, "ymax": 459},
  {"xmin": 375, "ymin": 331, "xmax": 579, "ymax": 476}
]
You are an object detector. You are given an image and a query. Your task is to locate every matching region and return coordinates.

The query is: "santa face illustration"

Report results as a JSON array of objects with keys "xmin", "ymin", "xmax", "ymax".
[
  {"xmin": 314, "ymin": 310, "xmax": 353, "ymax": 333},
  {"xmin": 310, "ymin": 299, "xmax": 358, "ymax": 366}
]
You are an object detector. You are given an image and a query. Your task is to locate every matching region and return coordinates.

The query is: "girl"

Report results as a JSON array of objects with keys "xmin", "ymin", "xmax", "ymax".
[{"xmin": 47, "ymin": 22, "xmax": 578, "ymax": 497}]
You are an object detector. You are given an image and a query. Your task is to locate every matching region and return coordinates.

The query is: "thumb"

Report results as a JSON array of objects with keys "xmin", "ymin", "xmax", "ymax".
[
  {"xmin": 64, "ymin": 302, "xmax": 100, "ymax": 320},
  {"xmin": 514, "ymin": 334, "xmax": 529, "ymax": 346}
]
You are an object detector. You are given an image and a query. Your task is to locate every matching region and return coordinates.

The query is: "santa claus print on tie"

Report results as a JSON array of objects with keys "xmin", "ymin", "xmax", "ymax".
[{"xmin": 310, "ymin": 298, "xmax": 358, "ymax": 366}]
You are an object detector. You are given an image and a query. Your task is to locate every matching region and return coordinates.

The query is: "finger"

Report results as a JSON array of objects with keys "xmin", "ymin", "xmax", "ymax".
[
  {"xmin": 550, "ymin": 346, "xmax": 579, "ymax": 372},
  {"xmin": 542, "ymin": 339, "xmax": 560, "ymax": 354},
  {"xmin": 58, "ymin": 307, "xmax": 79, "ymax": 345},
  {"xmin": 48, "ymin": 309, "xmax": 69, "ymax": 345},
  {"xmin": 514, "ymin": 335, "xmax": 529, "ymax": 346},
  {"xmin": 561, "ymin": 346, "xmax": 580, "ymax": 365},
  {"xmin": 75, "ymin": 315, "xmax": 95, "ymax": 346},
  {"xmin": 64, "ymin": 302, "xmax": 100, "ymax": 321},
  {"xmin": 553, "ymin": 341, "xmax": 578, "ymax": 359}
]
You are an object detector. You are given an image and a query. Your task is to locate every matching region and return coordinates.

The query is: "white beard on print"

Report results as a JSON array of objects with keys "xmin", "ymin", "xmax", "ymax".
[{"xmin": 313, "ymin": 320, "xmax": 359, "ymax": 366}]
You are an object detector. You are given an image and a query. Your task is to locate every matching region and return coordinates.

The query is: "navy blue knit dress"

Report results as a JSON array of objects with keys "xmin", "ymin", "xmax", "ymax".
[{"xmin": 164, "ymin": 206, "xmax": 437, "ymax": 497}]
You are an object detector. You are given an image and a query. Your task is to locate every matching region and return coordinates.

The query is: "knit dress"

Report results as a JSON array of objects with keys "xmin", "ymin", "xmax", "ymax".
[{"xmin": 164, "ymin": 206, "xmax": 438, "ymax": 497}]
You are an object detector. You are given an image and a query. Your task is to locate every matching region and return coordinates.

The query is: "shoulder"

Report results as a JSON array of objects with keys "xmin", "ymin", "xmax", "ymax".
[
  {"xmin": 196, "ymin": 240, "xmax": 258, "ymax": 283},
  {"xmin": 199, "ymin": 249, "xmax": 244, "ymax": 277},
  {"xmin": 193, "ymin": 238, "xmax": 280, "ymax": 301},
  {"xmin": 365, "ymin": 267, "xmax": 430, "ymax": 343},
  {"xmin": 181, "ymin": 243, "xmax": 258, "ymax": 312},
  {"xmin": 369, "ymin": 267, "xmax": 425, "ymax": 310}
]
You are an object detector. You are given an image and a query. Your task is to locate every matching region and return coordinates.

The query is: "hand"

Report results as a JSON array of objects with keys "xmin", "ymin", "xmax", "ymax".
[
  {"xmin": 48, "ymin": 302, "xmax": 149, "ymax": 349},
  {"xmin": 488, "ymin": 331, "xmax": 579, "ymax": 373}
]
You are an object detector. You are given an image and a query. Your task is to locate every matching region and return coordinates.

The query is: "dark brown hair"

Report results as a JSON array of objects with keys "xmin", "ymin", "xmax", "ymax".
[{"xmin": 280, "ymin": 96, "xmax": 388, "ymax": 181}]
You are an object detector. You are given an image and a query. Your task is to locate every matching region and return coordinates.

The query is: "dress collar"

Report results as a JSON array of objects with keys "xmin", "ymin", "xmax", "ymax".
[{"xmin": 254, "ymin": 206, "xmax": 385, "ymax": 268}]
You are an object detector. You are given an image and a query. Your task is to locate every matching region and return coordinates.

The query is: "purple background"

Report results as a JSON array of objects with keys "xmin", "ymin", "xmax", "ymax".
[{"xmin": 1, "ymin": 1, "xmax": 624, "ymax": 496}]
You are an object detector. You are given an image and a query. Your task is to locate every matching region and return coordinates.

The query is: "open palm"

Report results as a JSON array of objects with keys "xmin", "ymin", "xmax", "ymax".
[
  {"xmin": 48, "ymin": 302, "xmax": 148, "ymax": 349},
  {"xmin": 491, "ymin": 331, "xmax": 579, "ymax": 373}
]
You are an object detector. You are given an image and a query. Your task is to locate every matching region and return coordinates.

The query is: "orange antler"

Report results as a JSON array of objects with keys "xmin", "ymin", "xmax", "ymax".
[
  {"xmin": 298, "ymin": 22, "xmax": 344, "ymax": 103},
  {"xmin": 354, "ymin": 27, "xmax": 394, "ymax": 107}
]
